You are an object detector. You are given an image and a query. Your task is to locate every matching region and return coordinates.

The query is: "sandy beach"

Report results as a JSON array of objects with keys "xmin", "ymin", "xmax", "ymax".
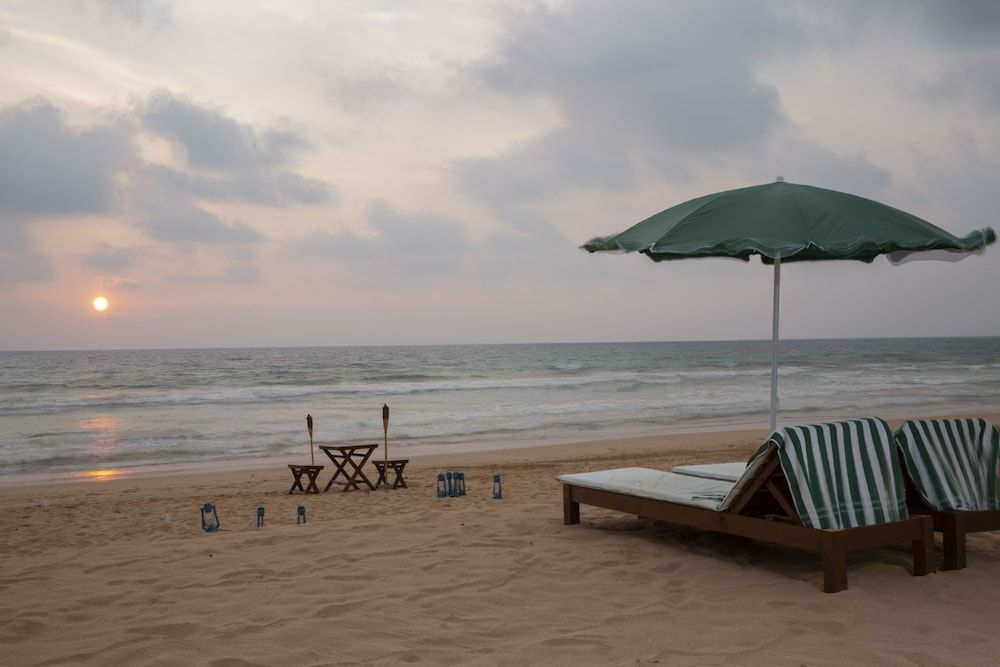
[{"xmin": 2, "ymin": 416, "xmax": 999, "ymax": 666}]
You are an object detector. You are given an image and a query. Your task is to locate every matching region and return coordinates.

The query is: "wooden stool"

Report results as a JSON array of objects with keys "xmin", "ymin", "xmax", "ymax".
[
  {"xmin": 373, "ymin": 460, "xmax": 409, "ymax": 489},
  {"xmin": 288, "ymin": 464, "xmax": 325, "ymax": 494}
]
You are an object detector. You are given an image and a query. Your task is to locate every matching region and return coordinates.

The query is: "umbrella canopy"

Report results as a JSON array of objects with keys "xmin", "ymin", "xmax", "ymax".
[
  {"xmin": 582, "ymin": 179, "xmax": 995, "ymax": 430},
  {"xmin": 584, "ymin": 180, "xmax": 994, "ymax": 263}
]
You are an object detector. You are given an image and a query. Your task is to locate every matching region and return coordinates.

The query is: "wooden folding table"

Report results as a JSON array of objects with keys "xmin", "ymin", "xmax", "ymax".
[{"xmin": 318, "ymin": 444, "xmax": 379, "ymax": 492}]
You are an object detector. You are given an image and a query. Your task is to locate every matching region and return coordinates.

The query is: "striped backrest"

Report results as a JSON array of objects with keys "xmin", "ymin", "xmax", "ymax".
[
  {"xmin": 746, "ymin": 417, "xmax": 909, "ymax": 530},
  {"xmin": 894, "ymin": 418, "xmax": 1000, "ymax": 512}
]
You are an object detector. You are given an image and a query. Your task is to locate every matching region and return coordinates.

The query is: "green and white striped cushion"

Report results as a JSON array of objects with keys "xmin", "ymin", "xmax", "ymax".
[
  {"xmin": 747, "ymin": 417, "xmax": 909, "ymax": 530},
  {"xmin": 894, "ymin": 418, "xmax": 1000, "ymax": 512}
]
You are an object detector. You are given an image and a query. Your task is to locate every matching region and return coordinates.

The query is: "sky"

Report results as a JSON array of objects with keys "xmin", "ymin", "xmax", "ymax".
[{"xmin": 0, "ymin": 0, "xmax": 998, "ymax": 351}]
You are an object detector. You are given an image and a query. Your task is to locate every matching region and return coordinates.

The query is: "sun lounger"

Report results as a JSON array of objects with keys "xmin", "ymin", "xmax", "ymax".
[
  {"xmin": 894, "ymin": 418, "xmax": 1000, "ymax": 570},
  {"xmin": 559, "ymin": 417, "xmax": 933, "ymax": 593}
]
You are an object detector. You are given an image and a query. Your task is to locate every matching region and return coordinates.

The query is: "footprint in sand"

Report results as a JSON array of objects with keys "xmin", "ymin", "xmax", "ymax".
[
  {"xmin": 542, "ymin": 636, "xmax": 611, "ymax": 654},
  {"xmin": 209, "ymin": 658, "xmax": 263, "ymax": 667},
  {"xmin": 2, "ymin": 619, "xmax": 48, "ymax": 640},
  {"xmin": 128, "ymin": 622, "xmax": 199, "ymax": 639},
  {"xmin": 314, "ymin": 600, "xmax": 366, "ymax": 618},
  {"xmin": 799, "ymin": 619, "xmax": 849, "ymax": 636}
]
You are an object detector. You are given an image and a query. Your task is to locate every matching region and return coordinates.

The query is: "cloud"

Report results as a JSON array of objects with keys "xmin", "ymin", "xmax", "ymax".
[
  {"xmin": 456, "ymin": 129, "xmax": 635, "ymax": 208},
  {"xmin": 808, "ymin": 1, "xmax": 1000, "ymax": 50},
  {"xmin": 914, "ymin": 0, "xmax": 1000, "ymax": 48},
  {"xmin": 137, "ymin": 197, "xmax": 262, "ymax": 243},
  {"xmin": 0, "ymin": 100, "xmax": 136, "ymax": 284},
  {"xmin": 914, "ymin": 55, "xmax": 1000, "ymax": 111},
  {"xmin": 906, "ymin": 131, "xmax": 1000, "ymax": 228},
  {"xmin": 0, "ymin": 100, "xmax": 134, "ymax": 217},
  {"xmin": 220, "ymin": 261, "xmax": 260, "ymax": 284},
  {"xmin": 138, "ymin": 91, "xmax": 307, "ymax": 170},
  {"xmin": 143, "ymin": 163, "xmax": 331, "ymax": 207},
  {"xmin": 141, "ymin": 91, "xmax": 306, "ymax": 169},
  {"xmin": 165, "ymin": 246, "xmax": 261, "ymax": 284},
  {"xmin": 0, "ymin": 247, "xmax": 53, "ymax": 283},
  {"xmin": 0, "ymin": 225, "xmax": 53, "ymax": 284},
  {"xmin": 137, "ymin": 91, "xmax": 336, "ymax": 206},
  {"xmin": 100, "ymin": 275, "xmax": 142, "ymax": 290},
  {"xmin": 472, "ymin": 213, "xmax": 596, "ymax": 283},
  {"xmin": 292, "ymin": 200, "xmax": 469, "ymax": 278},
  {"xmin": 0, "ymin": 93, "xmax": 335, "ymax": 288},
  {"xmin": 743, "ymin": 139, "xmax": 892, "ymax": 201},
  {"xmin": 0, "ymin": 99, "xmax": 134, "ymax": 283},
  {"xmin": 96, "ymin": 0, "xmax": 173, "ymax": 28},
  {"xmin": 0, "ymin": 93, "xmax": 332, "ymax": 231},
  {"xmin": 827, "ymin": 1, "xmax": 1000, "ymax": 112},
  {"xmin": 455, "ymin": 1, "xmax": 799, "ymax": 206},
  {"xmin": 81, "ymin": 243, "xmax": 140, "ymax": 271},
  {"xmin": 325, "ymin": 69, "xmax": 412, "ymax": 117}
]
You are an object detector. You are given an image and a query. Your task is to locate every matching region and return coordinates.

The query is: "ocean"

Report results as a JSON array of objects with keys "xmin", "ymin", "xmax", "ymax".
[{"xmin": 2, "ymin": 337, "xmax": 999, "ymax": 484}]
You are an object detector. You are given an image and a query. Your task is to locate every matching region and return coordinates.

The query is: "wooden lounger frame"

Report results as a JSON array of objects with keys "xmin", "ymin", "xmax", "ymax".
[
  {"xmin": 898, "ymin": 457, "xmax": 1000, "ymax": 571},
  {"xmin": 562, "ymin": 453, "xmax": 934, "ymax": 593},
  {"xmin": 932, "ymin": 511, "xmax": 1000, "ymax": 570}
]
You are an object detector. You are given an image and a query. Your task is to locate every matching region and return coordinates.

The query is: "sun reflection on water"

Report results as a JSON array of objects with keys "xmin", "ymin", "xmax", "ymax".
[
  {"xmin": 80, "ymin": 415, "xmax": 123, "ymax": 432},
  {"xmin": 71, "ymin": 468, "xmax": 129, "ymax": 482},
  {"xmin": 79, "ymin": 415, "xmax": 124, "ymax": 456}
]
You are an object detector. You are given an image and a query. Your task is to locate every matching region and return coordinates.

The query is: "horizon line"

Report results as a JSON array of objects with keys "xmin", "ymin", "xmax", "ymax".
[{"xmin": 2, "ymin": 334, "xmax": 998, "ymax": 354}]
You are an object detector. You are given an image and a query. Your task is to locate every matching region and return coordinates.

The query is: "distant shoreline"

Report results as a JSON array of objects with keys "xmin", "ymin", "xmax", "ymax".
[{"xmin": 4, "ymin": 406, "xmax": 997, "ymax": 490}]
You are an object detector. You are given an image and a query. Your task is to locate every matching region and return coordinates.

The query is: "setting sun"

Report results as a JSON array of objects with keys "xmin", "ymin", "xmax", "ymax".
[{"xmin": 92, "ymin": 296, "xmax": 109, "ymax": 312}]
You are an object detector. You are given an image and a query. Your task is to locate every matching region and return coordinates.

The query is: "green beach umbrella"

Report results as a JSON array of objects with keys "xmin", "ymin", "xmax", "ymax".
[{"xmin": 583, "ymin": 179, "xmax": 995, "ymax": 431}]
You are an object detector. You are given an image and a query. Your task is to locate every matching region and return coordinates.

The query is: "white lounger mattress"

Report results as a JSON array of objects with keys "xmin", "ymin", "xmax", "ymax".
[
  {"xmin": 670, "ymin": 462, "xmax": 747, "ymax": 482},
  {"xmin": 558, "ymin": 467, "xmax": 734, "ymax": 511}
]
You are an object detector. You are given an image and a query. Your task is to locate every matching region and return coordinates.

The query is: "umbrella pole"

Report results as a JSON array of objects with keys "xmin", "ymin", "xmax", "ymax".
[{"xmin": 770, "ymin": 255, "xmax": 781, "ymax": 433}]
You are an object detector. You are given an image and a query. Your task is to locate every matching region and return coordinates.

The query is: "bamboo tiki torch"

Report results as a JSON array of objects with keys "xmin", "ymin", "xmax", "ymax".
[
  {"xmin": 307, "ymin": 414, "xmax": 315, "ymax": 466},
  {"xmin": 382, "ymin": 404, "xmax": 390, "ymax": 474}
]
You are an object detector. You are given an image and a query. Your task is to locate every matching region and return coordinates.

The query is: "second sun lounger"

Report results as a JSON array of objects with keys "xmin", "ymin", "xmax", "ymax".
[
  {"xmin": 559, "ymin": 417, "xmax": 933, "ymax": 593},
  {"xmin": 894, "ymin": 418, "xmax": 1000, "ymax": 570},
  {"xmin": 678, "ymin": 418, "xmax": 1000, "ymax": 571}
]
